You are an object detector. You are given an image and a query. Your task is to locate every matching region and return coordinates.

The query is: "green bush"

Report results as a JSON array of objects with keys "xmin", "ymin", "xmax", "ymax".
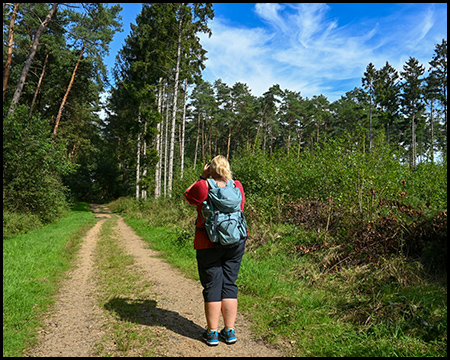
[
  {"xmin": 3, "ymin": 211, "xmax": 43, "ymax": 237},
  {"xmin": 230, "ymin": 134, "xmax": 447, "ymax": 273},
  {"xmin": 3, "ymin": 106, "xmax": 76, "ymax": 224},
  {"xmin": 233, "ymin": 134, "xmax": 446, "ymax": 219}
]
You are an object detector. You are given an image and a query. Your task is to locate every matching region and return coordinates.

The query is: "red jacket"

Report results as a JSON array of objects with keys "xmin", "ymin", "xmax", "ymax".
[{"xmin": 184, "ymin": 178, "xmax": 246, "ymax": 250}]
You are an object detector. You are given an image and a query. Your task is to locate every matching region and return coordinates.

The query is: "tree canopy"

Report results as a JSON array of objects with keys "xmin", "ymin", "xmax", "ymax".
[{"xmin": 3, "ymin": 3, "xmax": 447, "ymax": 231}]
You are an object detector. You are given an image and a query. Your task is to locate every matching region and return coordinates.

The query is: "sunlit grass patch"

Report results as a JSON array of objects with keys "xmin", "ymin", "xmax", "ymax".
[{"xmin": 3, "ymin": 203, "xmax": 96, "ymax": 357}]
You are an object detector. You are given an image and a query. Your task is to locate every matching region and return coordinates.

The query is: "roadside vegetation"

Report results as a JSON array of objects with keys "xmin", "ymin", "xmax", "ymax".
[
  {"xmin": 93, "ymin": 214, "xmax": 165, "ymax": 356},
  {"xmin": 2, "ymin": 203, "xmax": 96, "ymax": 357},
  {"xmin": 107, "ymin": 140, "xmax": 447, "ymax": 357},
  {"xmin": 3, "ymin": 3, "xmax": 446, "ymax": 357}
]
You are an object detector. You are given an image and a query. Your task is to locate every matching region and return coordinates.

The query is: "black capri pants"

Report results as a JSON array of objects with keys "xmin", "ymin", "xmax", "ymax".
[{"xmin": 196, "ymin": 240, "xmax": 246, "ymax": 302}]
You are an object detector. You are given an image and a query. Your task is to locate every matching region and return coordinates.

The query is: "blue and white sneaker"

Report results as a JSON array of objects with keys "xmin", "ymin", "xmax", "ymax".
[
  {"xmin": 202, "ymin": 329, "xmax": 219, "ymax": 346},
  {"xmin": 220, "ymin": 327, "xmax": 237, "ymax": 344}
]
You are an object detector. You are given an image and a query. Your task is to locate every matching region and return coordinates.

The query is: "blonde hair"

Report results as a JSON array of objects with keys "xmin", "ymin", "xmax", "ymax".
[{"xmin": 210, "ymin": 155, "xmax": 232, "ymax": 181}]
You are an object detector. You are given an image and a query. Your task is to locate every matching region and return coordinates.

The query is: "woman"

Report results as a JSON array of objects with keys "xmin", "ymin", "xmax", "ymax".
[{"xmin": 184, "ymin": 155, "xmax": 247, "ymax": 346}]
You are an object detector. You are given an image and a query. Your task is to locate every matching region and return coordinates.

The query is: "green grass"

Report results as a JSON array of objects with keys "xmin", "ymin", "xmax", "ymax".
[
  {"xmin": 4, "ymin": 196, "xmax": 445, "ymax": 356},
  {"xmin": 123, "ymin": 217, "xmax": 199, "ymax": 280},
  {"xmin": 109, "ymin": 197, "xmax": 447, "ymax": 357},
  {"xmin": 92, "ymin": 214, "xmax": 164, "ymax": 356},
  {"xmin": 2, "ymin": 202, "xmax": 96, "ymax": 357}
]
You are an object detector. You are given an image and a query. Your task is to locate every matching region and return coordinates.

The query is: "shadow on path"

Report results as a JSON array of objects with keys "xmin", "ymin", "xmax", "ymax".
[{"xmin": 104, "ymin": 297, "xmax": 205, "ymax": 343}]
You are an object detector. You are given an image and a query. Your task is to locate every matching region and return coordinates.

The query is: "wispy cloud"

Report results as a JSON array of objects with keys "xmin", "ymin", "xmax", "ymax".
[{"xmin": 200, "ymin": 3, "xmax": 446, "ymax": 101}]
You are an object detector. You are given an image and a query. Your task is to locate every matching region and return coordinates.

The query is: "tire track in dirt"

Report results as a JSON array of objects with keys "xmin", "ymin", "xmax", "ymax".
[
  {"xmin": 26, "ymin": 204, "xmax": 284, "ymax": 357},
  {"xmin": 114, "ymin": 214, "xmax": 283, "ymax": 357},
  {"xmin": 26, "ymin": 209, "xmax": 110, "ymax": 357}
]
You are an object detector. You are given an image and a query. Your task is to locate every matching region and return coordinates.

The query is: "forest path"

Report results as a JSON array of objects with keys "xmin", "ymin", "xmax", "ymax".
[{"xmin": 26, "ymin": 204, "xmax": 283, "ymax": 357}]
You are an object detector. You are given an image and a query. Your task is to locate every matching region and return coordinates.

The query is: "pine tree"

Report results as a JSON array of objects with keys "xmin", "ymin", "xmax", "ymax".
[
  {"xmin": 3, "ymin": 3, "xmax": 20, "ymax": 105},
  {"xmin": 400, "ymin": 57, "xmax": 426, "ymax": 167},
  {"xmin": 7, "ymin": 3, "xmax": 59, "ymax": 117},
  {"xmin": 374, "ymin": 61, "xmax": 401, "ymax": 145},
  {"xmin": 362, "ymin": 62, "xmax": 377, "ymax": 150},
  {"xmin": 428, "ymin": 39, "xmax": 447, "ymax": 154}
]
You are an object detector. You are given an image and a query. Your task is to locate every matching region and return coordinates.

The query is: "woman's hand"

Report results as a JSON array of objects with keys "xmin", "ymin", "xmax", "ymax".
[{"xmin": 201, "ymin": 163, "xmax": 211, "ymax": 179}]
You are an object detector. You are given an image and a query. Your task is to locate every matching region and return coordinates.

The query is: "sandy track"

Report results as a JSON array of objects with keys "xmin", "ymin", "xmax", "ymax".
[
  {"xmin": 26, "ymin": 212, "xmax": 110, "ymax": 357},
  {"xmin": 26, "ymin": 204, "xmax": 283, "ymax": 357}
]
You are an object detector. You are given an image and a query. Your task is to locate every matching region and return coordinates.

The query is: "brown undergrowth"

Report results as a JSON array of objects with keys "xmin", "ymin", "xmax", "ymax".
[{"xmin": 283, "ymin": 197, "xmax": 447, "ymax": 276}]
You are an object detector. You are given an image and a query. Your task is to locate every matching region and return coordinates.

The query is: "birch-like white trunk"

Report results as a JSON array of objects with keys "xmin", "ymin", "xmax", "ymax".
[
  {"xmin": 164, "ymin": 93, "xmax": 169, "ymax": 198},
  {"xmin": 180, "ymin": 79, "xmax": 188, "ymax": 178},
  {"xmin": 136, "ymin": 109, "xmax": 141, "ymax": 200},
  {"xmin": 136, "ymin": 132, "xmax": 141, "ymax": 200},
  {"xmin": 168, "ymin": 15, "xmax": 182, "ymax": 197},
  {"xmin": 141, "ymin": 120, "xmax": 147, "ymax": 200},
  {"xmin": 155, "ymin": 78, "xmax": 163, "ymax": 199}
]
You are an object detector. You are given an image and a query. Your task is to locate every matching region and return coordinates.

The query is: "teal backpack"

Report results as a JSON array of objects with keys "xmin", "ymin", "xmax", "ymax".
[{"xmin": 201, "ymin": 178, "xmax": 247, "ymax": 247}]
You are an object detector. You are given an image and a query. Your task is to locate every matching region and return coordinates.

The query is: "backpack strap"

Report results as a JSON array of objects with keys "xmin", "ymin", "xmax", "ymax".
[
  {"xmin": 208, "ymin": 178, "xmax": 232, "ymax": 188},
  {"xmin": 227, "ymin": 179, "xmax": 235, "ymax": 187},
  {"xmin": 207, "ymin": 178, "xmax": 218, "ymax": 189}
]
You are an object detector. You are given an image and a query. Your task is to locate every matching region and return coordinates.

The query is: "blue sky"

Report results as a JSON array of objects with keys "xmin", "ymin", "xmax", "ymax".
[{"xmin": 103, "ymin": 3, "xmax": 447, "ymax": 102}]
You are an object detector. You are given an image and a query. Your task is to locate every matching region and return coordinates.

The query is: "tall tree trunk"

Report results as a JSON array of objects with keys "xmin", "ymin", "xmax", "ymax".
[
  {"xmin": 369, "ymin": 89, "xmax": 373, "ymax": 151},
  {"xmin": 287, "ymin": 115, "xmax": 292, "ymax": 156},
  {"xmin": 194, "ymin": 112, "xmax": 200, "ymax": 169},
  {"xmin": 180, "ymin": 79, "xmax": 188, "ymax": 178},
  {"xmin": 53, "ymin": 40, "xmax": 86, "ymax": 136},
  {"xmin": 164, "ymin": 93, "xmax": 170, "ymax": 198},
  {"xmin": 168, "ymin": 15, "xmax": 183, "ymax": 197},
  {"xmin": 430, "ymin": 101, "xmax": 434, "ymax": 163},
  {"xmin": 226, "ymin": 126, "xmax": 232, "ymax": 160},
  {"xmin": 209, "ymin": 128, "xmax": 212, "ymax": 158},
  {"xmin": 7, "ymin": 3, "xmax": 58, "ymax": 117},
  {"xmin": 3, "ymin": 3, "xmax": 19, "ymax": 105},
  {"xmin": 262, "ymin": 117, "xmax": 267, "ymax": 154},
  {"xmin": 141, "ymin": 120, "xmax": 147, "ymax": 200},
  {"xmin": 201, "ymin": 114, "xmax": 205, "ymax": 160},
  {"xmin": 29, "ymin": 51, "xmax": 49, "ymax": 117},
  {"xmin": 69, "ymin": 140, "xmax": 80, "ymax": 161},
  {"xmin": 136, "ymin": 109, "xmax": 141, "ymax": 200},
  {"xmin": 411, "ymin": 109, "xmax": 416, "ymax": 168},
  {"xmin": 155, "ymin": 78, "xmax": 163, "ymax": 199},
  {"xmin": 298, "ymin": 129, "xmax": 303, "ymax": 159},
  {"xmin": 254, "ymin": 103, "xmax": 267, "ymax": 151}
]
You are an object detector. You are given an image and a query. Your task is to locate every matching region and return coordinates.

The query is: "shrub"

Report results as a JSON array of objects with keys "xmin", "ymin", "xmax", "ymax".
[
  {"xmin": 3, "ymin": 211, "xmax": 43, "ymax": 237},
  {"xmin": 3, "ymin": 106, "xmax": 75, "ymax": 224}
]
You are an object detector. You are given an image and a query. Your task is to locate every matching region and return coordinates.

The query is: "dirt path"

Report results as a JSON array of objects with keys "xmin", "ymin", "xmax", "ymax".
[{"xmin": 26, "ymin": 204, "xmax": 284, "ymax": 357}]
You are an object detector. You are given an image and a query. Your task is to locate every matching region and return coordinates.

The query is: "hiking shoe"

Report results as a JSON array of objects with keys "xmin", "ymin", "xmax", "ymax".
[
  {"xmin": 202, "ymin": 329, "xmax": 219, "ymax": 346},
  {"xmin": 220, "ymin": 327, "xmax": 237, "ymax": 344}
]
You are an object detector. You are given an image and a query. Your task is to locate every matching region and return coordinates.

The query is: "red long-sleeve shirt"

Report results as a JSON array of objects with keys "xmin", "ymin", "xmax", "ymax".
[{"xmin": 184, "ymin": 178, "xmax": 246, "ymax": 250}]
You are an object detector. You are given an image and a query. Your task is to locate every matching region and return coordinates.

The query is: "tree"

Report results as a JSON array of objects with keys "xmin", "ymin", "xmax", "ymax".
[
  {"xmin": 7, "ymin": 3, "xmax": 59, "ymax": 117},
  {"xmin": 423, "ymin": 72, "xmax": 441, "ymax": 162},
  {"xmin": 189, "ymin": 79, "xmax": 217, "ymax": 165},
  {"xmin": 329, "ymin": 88, "xmax": 368, "ymax": 145},
  {"xmin": 309, "ymin": 94, "xmax": 331, "ymax": 146},
  {"xmin": 373, "ymin": 61, "xmax": 401, "ymax": 145},
  {"xmin": 428, "ymin": 39, "xmax": 447, "ymax": 154},
  {"xmin": 256, "ymin": 84, "xmax": 282, "ymax": 154},
  {"xmin": 279, "ymin": 89, "xmax": 303, "ymax": 155},
  {"xmin": 167, "ymin": 3, "xmax": 214, "ymax": 197},
  {"xmin": 400, "ymin": 57, "xmax": 426, "ymax": 167},
  {"xmin": 180, "ymin": 78, "xmax": 189, "ymax": 178},
  {"xmin": 362, "ymin": 62, "xmax": 377, "ymax": 150},
  {"xmin": 4, "ymin": 105, "xmax": 75, "ymax": 223},
  {"xmin": 52, "ymin": 3, "xmax": 122, "ymax": 136},
  {"xmin": 3, "ymin": 3, "xmax": 20, "ymax": 105}
]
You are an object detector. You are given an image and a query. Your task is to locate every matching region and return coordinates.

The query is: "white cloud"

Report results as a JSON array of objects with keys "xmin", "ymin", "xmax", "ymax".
[
  {"xmin": 199, "ymin": 19, "xmax": 276, "ymax": 95},
  {"xmin": 254, "ymin": 3, "xmax": 288, "ymax": 33},
  {"xmin": 200, "ymin": 3, "xmax": 447, "ymax": 102}
]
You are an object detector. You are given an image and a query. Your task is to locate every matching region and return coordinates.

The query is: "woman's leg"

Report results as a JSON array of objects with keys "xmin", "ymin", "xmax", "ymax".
[
  {"xmin": 221, "ymin": 298, "xmax": 238, "ymax": 328},
  {"xmin": 204, "ymin": 301, "xmax": 222, "ymax": 330},
  {"xmin": 220, "ymin": 241, "xmax": 245, "ymax": 329}
]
